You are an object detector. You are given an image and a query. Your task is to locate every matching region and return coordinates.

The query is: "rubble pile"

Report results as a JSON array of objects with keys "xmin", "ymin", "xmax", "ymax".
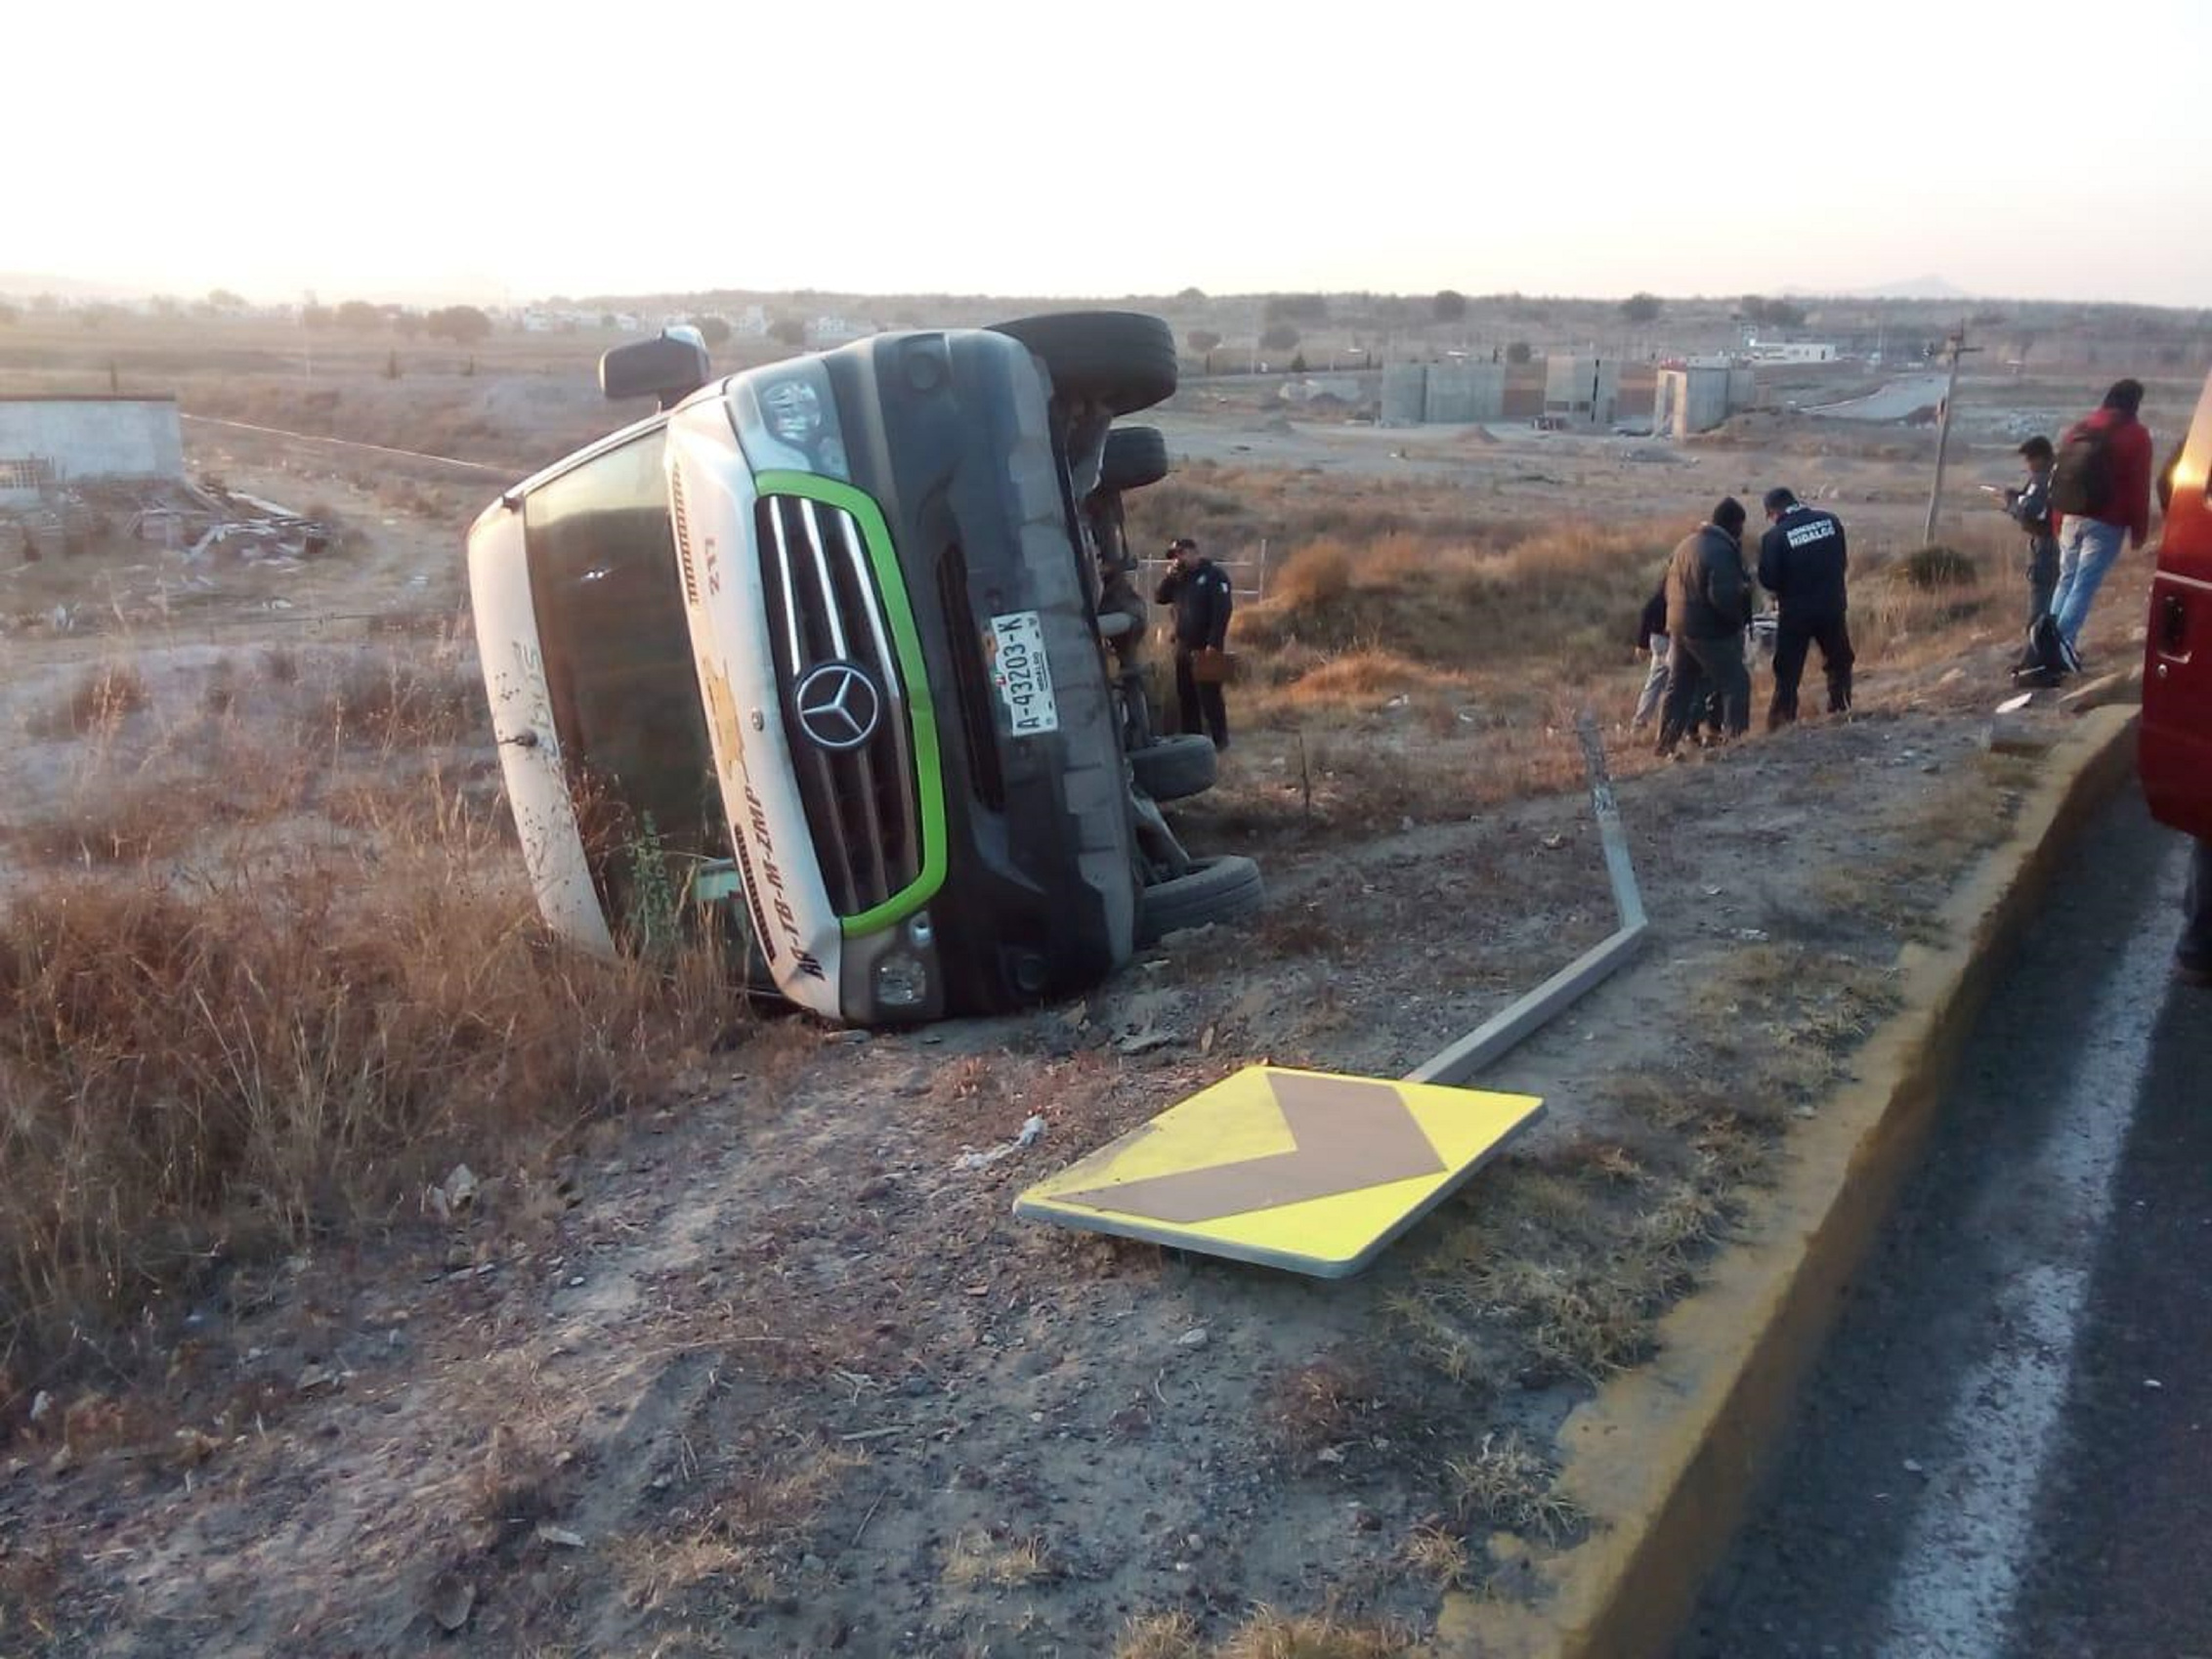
[{"xmin": 2, "ymin": 476, "xmax": 336, "ymax": 637}]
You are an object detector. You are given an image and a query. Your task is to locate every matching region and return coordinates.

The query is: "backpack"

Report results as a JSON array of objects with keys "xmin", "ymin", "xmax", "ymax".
[
  {"xmin": 2011, "ymin": 612, "xmax": 2079, "ymax": 689},
  {"xmin": 2049, "ymin": 423, "xmax": 2115, "ymax": 517}
]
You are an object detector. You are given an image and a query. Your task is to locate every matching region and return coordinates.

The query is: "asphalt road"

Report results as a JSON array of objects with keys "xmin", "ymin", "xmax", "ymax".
[{"xmin": 1680, "ymin": 788, "xmax": 2212, "ymax": 1659}]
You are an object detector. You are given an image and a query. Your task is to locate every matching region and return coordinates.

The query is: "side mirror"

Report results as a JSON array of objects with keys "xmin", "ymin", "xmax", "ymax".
[{"xmin": 600, "ymin": 329, "xmax": 711, "ymax": 410}]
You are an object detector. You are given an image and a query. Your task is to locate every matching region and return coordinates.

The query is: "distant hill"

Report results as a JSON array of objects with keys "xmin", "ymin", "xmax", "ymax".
[
  {"xmin": 1783, "ymin": 276, "xmax": 1973, "ymax": 302},
  {"xmin": 0, "ymin": 271, "xmax": 144, "ymax": 302}
]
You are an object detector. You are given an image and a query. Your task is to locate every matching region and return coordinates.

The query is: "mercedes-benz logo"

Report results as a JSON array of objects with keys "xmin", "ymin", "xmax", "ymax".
[{"xmin": 793, "ymin": 660, "xmax": 883, "ymax": 751}]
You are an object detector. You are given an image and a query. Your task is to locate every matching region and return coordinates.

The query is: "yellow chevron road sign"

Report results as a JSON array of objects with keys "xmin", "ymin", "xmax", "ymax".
[{"xmin": 1015, "ymin": 1065, "xmax": 1544, "ymax": 1277}]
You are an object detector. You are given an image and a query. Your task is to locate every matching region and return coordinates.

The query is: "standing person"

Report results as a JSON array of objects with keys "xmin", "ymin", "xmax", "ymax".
[
  {"xmin": 1631, "ymin": 580, "xmax": 1670, "ymax": 731},
  {"xmin": 1757, "ymin": 487, "xmax": 1853, "ymax": 729},
  {"xmin": 1154, "ymin": 535, "xmax": 1233, "ymax": 750},
  {"xmin": 1656, "ymin": 498, "xmax": 1753, "ymax": 755},
  {"xmin": 2048, "ymin": 377, "xmax": 2155, "ymax": 657},
  {"xmin": 2004, "ymin": 436, "xmax": 2063, "ymax": 627}
]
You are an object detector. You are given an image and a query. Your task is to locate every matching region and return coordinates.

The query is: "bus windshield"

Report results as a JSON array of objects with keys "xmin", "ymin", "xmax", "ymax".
[{"xmin": 522, "ymin": 429, "xmax": 730, "ymax": 942}]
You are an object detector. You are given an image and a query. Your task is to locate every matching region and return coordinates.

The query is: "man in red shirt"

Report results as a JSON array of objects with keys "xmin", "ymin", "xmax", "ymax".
[{"xmin": 2050, "ymin": 377, "xmax": 2155, "ymax": 657}]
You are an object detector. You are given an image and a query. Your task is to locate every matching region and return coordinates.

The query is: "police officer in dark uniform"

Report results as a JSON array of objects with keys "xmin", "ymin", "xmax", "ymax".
[
  {"xmin": 1153, "ymin": 535, "xmax": 1233, "ymax": 749},
  {"xmin": 1757, "ymin": 487, "xmax": 1853, "ymax": 729}
]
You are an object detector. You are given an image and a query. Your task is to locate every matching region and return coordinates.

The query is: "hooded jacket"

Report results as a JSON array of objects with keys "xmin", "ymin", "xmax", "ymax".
[{"xmin": 1665, "ymin": 524, "xmax": 1750, "ymax": 641}]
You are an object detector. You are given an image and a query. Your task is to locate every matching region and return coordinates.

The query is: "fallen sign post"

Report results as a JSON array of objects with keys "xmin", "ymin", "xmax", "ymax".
[
  {"xmin": 1015, "ymin": 714, "xmax": 1645, "ymax": 1275},
  {"xmin": 1403, "ymin": 713, "xmax": 1647, "ymax": 1085}
]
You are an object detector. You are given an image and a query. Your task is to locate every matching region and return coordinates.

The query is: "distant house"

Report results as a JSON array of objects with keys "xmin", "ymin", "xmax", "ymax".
[
  {"xmin": 1746, "ymin": 340, "xmax": 1838, "ymax": 363},
  {"xmin": 0, "ymin": 394, "xmax": 185, "ymax": 504}
]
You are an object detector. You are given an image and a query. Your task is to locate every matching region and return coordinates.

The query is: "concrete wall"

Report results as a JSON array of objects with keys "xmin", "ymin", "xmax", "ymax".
[
  {"xmin": 1423, "ymin": 362, "xmax": 1506, "ymax": 424},
  {"xmin": 1543, "ymin": 357, "xmax": 1620, "ymax": 426},
  {"xmin": 1380, "ymin": 362, "xmax": 1427, "ymax": 427},
  {"xmin": 1654, "ymin": 367, "xmax": 1734, "ymax": 438},
  {"xmin": 0, "ymin": 398, "xmax": 185, "ymax": 489}
]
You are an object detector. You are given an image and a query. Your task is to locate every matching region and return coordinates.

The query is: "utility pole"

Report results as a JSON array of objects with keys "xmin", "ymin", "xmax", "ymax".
[{"xmin": 1922, "ymin": 325, "xmax": 1982, "ymax": 546}]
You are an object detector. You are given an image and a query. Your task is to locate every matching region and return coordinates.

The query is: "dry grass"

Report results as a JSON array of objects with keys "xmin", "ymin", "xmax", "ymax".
[
  {"xmin": 1400, "ymin": 1520, "xmax": 1473, "ymax": 1589},
  {"xmin": 1117, "ymin": 1611, "xmax": 1206, "ymax": 1659},
  {"xmin": 0, "ymin": 1535, "xmax": 67, "ymax": 1649},
  {"xmin": 1262, "ymin": 1354, "xmax": 1381, "ymax": 1453},
  {"xmin": 1214, "ymin": 1607, "xmax": 1420, "ymax": 1659},
  {"xmin": 1445, "ymin": 1432, "xmax": 1588, "ymax": 1544},
  {"xmin": 298, "ymin": 651, "xmax": 486, "ymax": 750},
  {"xmin": 1236, "ymin": 522, "xmax": 1667, "ymax": 674},
  {"xmin": 943, "ymin": 1527, "xmax": 1052, "ymax": 1589},
  {"xmin": 1808, "ymin": 750, "xmax": 2034, "ymax": 939},
  {"xmin": 26, "ymin": 664, "xmax": 150, "ymax": 741},
  {"xmin": 0, "ymin": 647, "xmax": 744, "ymax": 1392},
  {"xmin": 0, "ymin": 859, "xmax": 735, "ymax": 1384},
  {"xmin": 616, "ymin": 1445, "xmax": 865, "ymax": 1612}
]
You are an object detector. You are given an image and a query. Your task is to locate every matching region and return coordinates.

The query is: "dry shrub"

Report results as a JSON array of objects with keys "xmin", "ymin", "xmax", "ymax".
[
  {"xmin": 301, "ymin": 654, "xmax": 485, "ymax": 749},
  {"xmin": 1275, "ymin": 650, "xmax": 1439, "ymax": 709},
  {"xmin": 1267, "ymin": 538, "xmax": 1354, "ymax": 611},
  {"xmin": 0, "ymin": 856, "xmax": 737, "ymax": 1385},
  {"xmin": 28, "ymin": 665, "xmax": 150, "ymax": 740},
  {"xmin": 1894, "ymin": 543, "xmax": 1980, "ymax": 590}
]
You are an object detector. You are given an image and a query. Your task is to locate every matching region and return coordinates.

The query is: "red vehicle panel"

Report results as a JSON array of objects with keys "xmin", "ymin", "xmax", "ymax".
[{"xmin": 2142, "ymin": 370, "xmax": 2212, "ymax": 838}]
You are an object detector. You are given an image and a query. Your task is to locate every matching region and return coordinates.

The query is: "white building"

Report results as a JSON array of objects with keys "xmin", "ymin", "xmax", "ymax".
[{"xmin": 1747, "ymin": 341, "xmax": 1838, "ymax": 363}]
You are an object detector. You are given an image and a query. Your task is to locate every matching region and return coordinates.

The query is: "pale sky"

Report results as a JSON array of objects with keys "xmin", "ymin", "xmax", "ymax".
[{"xmin": 8, "ymin": 0, "xmax": 2207, "ymax": 308}]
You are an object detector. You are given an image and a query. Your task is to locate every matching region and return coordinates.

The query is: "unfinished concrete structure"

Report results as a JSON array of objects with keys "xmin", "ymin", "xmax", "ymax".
[
  {"xmin": 0, "ymin": 395, "xmax": 185, "ymax": 503},
  {"xmin": 1652, "ymin": 365, "xmax": 1762, "ymax": 438},
  {"xmin": 1423, "ymin": 362, "xmax": 1506, "ymax": 424},
  {"xmin": 1377, "ymin": 362, "xmax": 1508, "ymax": 427},
  {"xmin": 1380, "ymin": 362, "xmax": 1427, "ymax": 426},
  {"xmin": 1543, "ymin": 357, "xmax": 1620, "ymax": 427}
]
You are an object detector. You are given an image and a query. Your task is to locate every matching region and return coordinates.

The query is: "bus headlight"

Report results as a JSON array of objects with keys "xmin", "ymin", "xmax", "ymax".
[{"xmin": 874, "ymin": 953, "xmax": 928, "ymax": 1010}]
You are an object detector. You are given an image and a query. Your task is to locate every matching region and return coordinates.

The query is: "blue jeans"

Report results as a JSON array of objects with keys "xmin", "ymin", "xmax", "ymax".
[
  {"xmin": 2183, "ymin": 837, "xmax": 2212, "ymax": 973},
  {"xmin": 2051, "ymin": 517, "xmax": 2126, "ymax": 651}
]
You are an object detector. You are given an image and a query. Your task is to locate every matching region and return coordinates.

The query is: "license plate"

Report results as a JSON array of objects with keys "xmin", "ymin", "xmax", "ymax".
[{"xmin": 990, "ymin": 610, "xmax": 1059, "ymax": 738}]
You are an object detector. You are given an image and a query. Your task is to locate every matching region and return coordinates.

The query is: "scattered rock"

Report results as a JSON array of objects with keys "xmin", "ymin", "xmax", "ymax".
[
  {"xmin": 297, "ymin": 1364, "xmax": 343, "ymax": 1396},
  {"xmin": 1175, "ymin": 1327, "xmax": 1210, "ymax": 1350},
  {"xmin": 427, "ymin": 1573, "xmax": 476, "ymax": 1634},
  {"xmin": 534, "ymin": 1524, "xmax": 586, "ymax": 1550}
]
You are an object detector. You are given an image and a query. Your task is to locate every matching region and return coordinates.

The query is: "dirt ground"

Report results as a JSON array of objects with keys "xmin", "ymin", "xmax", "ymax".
[{"xmin": 0, "ymin": 346, "xmax": 2159, "ymax": 1655}]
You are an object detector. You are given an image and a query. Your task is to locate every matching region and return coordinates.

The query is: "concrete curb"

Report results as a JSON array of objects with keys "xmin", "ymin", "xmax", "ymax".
[{"xmin": 1435, "ymin": 703, "xmax": 2143, "ymax": 1659}]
